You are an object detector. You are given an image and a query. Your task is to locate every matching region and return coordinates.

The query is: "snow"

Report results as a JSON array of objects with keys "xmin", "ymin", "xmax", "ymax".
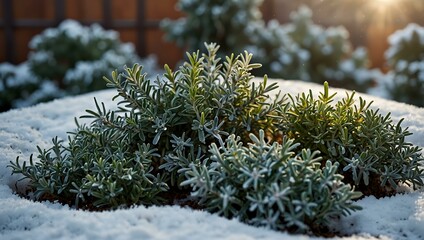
[
  {"xmin": 386, "ymin": 23, "xmax": 424, "ymax": 60},
  {"xmin": 1, "ymin": 78, "xmax": 424, "ymax": 240}
]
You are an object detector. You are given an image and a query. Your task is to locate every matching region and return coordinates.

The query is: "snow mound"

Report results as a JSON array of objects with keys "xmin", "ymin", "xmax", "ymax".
[{"xmin": 1, "ymin": 79, "xmax": 423, "ymax": 240}]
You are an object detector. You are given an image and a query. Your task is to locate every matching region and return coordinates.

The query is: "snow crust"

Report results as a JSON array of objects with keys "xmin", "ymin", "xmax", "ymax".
[{"xmin": 1, "ymin": 79, "xmax": 424, "ymax": 240}]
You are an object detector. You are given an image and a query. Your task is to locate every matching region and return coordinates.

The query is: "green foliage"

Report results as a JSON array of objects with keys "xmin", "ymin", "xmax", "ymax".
[
  {"xmin": 162, "ymin": 2, "xmax": 379, "ymax": 93},
  {"xmin": 161, "ymin": 0, "xmax": 264, "ymax": 55},
  {"xmin": 248, "ymin": 6, "xmax": 379, "ymax": 92},
  {"xmin": 385, "ymin": 23, "xmax": 424, "ymax": 107},
  {"xmin": 275, "ymin": 82, "xmax": 424, "ymax": 196},
  {"xmin": 9, "ymin": 43, "xmax": 423, "ymax": 234},
  {"xmin": 182, "ymin": 130, "xmax": 361, "ymax": 233},
  {"xmin": 28, "ymin": 19, "xmax": 140, "ymax": 93},
  {"xmin": 0, "ymin": 63, "xmax": 62, "ymax": 111},
  {"xmin": 1, "ymin": 19, "xmax": 160, "ymax": 112},
  {"xmin": 9, "ymin": 43, "xmax": 283, "ymax": 209}
]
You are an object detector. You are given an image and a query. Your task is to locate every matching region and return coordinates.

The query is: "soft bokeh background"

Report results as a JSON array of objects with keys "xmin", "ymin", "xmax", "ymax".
[{"xmin": 1, "ymin": 0, "xmax": 424, "ymax": 111}]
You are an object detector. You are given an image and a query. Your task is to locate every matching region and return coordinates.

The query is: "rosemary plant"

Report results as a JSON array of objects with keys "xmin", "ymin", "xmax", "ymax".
[{"xmin": 8, "ymin": 43, "xmax": 423, "ymax": 234}]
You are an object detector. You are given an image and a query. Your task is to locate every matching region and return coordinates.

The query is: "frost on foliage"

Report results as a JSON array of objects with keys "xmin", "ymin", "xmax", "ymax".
[
  {"xmin": 275, "ymin": 82, "xmax": 424, "ymax": 197},
  {"xmin": 162, "ymin": 2, "xmax": 378, "ymax": 92},
  {"xmin": 8, "ymin": 43, "xmax": 423, "ymax": 235},
  {"xmin": 9, "ymin": 43, "xmax": 284, "ymax": 211},
  {"xmin": 182, "ymin": 130, "xmax": 362, "ymax": 233},
  {"xmin": 1, "ymin": 19, "xmax": 161, "ymax": 112},
  {"xmin": 249, "ymin": 5, "xmax": 379, "ymax": 93},
  {"xmin": 0, "ymin": 62, "xmax": 60, "ymax": 111},
  {"xmin": 385, "ymin": 23, "xmax": 424, "ymax": 106},
  {"xmin": 161, "ymin": 0, "xmax": 264, "ymax": 55},
  {"xmin": 27, "ymin": 19, "xmax": 140, "ymax": 86}
]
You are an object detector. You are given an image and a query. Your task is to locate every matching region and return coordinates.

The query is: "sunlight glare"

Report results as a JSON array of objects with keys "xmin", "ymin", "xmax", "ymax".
[
  {"xmin": 374, "ymin": 0, "xmax": 396, "ymax": 4},
  {"xmin": 367, "ymin": 0, "xmax": 403, "ymax": 28}
]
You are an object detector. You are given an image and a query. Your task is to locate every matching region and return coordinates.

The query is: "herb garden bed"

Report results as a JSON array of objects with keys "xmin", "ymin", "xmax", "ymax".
[
  {"xmin": 1, "ymin": 45, "xmax": 424, "ymax": 238},
  {"xmin": 1, "ymin": 77, "xmax": 424, "ymax": 239}
]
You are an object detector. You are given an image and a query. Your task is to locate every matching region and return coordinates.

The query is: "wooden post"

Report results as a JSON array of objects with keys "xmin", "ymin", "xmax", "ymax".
[
  {"xmin": 136, "ymin": 0, "xmax": 146, "ymax": 57},
  {"xmin": 3, "ymin": 0, "xmax": 15, "ymax": 63},
  {"xmin": 103, "ymin": 0, "xmax": 112, "ymax": 29},
  {"xmin": 55, "ymin": 0, "xmax": 65, "ymax": 26}
]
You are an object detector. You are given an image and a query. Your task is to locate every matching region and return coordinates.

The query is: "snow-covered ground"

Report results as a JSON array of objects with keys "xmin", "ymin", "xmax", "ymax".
[{"xmin": 1, "ymin": 79, "xmax": 424, "ymax": 240}]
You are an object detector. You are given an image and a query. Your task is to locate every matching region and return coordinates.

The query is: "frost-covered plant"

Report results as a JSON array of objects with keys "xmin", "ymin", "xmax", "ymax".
[
  {"xmin": 8, "ymin": 43, "xmax": 422, "ymax": 234},
  {"xmin": 182, "ymin": 130, "xmax": 361, "ymax": 233},
  {"xmin": 275, "ymin": 82, "xmax": 424, "ymax": 197},
  {"xmin": 28, "ymin": 19, "xmax": 152, "ymax": 94},
  {"xmin": 0, "ymin": 62, "xmax": 63, "ymax": 111},
  {"xmin": 248, "ymin": 6, "xmax": 378, "ymax": 92},
  {"xmin": 163, "ymin": 2, "xmax": 378, "ymax": 93},
  {"xmin": 385, "ymin": 23, "xmax": 424, "ymax": 106},
  {"xmin": 161, "ymin": 0, "xmax": 263, "ymax": 55},
  {"xmin": 0, "ymin": 19, "xmax": 160, "ymax": 112},
  {"xmin": 9, "ymin": 43, "xmax": 284, "ymax": 210}
]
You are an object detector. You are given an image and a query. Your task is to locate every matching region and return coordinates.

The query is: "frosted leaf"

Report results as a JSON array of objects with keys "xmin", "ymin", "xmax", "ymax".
[
  {"xmin": 13, "ymin": 81, "xmax": 63, "ymax": 108},
  {"xmin": 0, "ymin": 62, "xmax": 15, "ymax": 74},
  {"xmin": 60, "ymin": 19, "xmax": 85, "ymax": 39},
  {"xmin": 298, "ymin": 50, "xmax": 310, "ymax": 61},
  {"xmin": 418, "ymin": 71, "xmax": 424, "ymax": 82},
  {"xmin": 340, "ymin": 60, "xmax": 355, "ymax": 72},
  {"xmin": 396, "ymin": 60, "xmax": 408, "ymax": 72},
  {"xmin": 279, "ymin": 54, "xmax": 292, "ymax": 65},
  {"xmin": 29, "ymin": 50, "xmax": 54, "ymax": 63},
  {"xmin": 211, "ymin": 6, "xmax": 222, "ymax": 16},
  {"xmin": 321, "ymin": 45, "xmax": 333, "ymax": 55},
  {"xmin": 352, "ymin": 47, "xmax": 368, "ymax": 59}
]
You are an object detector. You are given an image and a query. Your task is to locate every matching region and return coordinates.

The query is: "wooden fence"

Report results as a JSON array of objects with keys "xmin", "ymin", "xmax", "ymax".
[
  {"xmin": 1, "ymin": 0, "xmax": 422, "ymax": 69},
  {"xmin": 0, "ymin": 0, "xmax": 183, "ymax": 67}
]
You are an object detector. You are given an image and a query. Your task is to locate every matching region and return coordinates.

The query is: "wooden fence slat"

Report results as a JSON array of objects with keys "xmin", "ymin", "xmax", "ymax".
[
  {"xmin": 1, "ymin": 0, "xmax": 180, "ymax": 65},
  {"xmin": 3, "ymin": 0, "xmax": 15, "ymax": 63},
  {"xmin": 55, "ymin": 0, "xmax": 65, "ymax": 25},
  {"xmin": 136, "ymin": 0, "xmax": 146, "ymax": 57},
  {"xmin": 103, "ymin": 0, "xmax": 111, "ymax": 28}
]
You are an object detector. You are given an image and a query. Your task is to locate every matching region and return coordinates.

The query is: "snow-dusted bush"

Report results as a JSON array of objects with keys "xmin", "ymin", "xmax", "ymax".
[
  {"xmin": 249, "ymin": 6, "xmax": 379, "ymax": 92},
  {"xmin": 161, "ymin": 0, "xmax": 263, "ymax": 55},
  {"xmin": 276, "ymin": 82, "xmax": 424, "ymax": 197},
  {"xmin": 0, "ymin": 62, "xmax": 63, "ymax": 111},
  {"xmin": 162, "ymin": 2, "xmax": 379, "ymax": 93},
  {"xmin": 385, "ymin": 23, "xmax": 424, "ymax": 106},
  {"xmin": 1, "ymin": 20, "xmax": 161, "ymax": 112},
  {"xmin": 9, "ymin": 44, "xmax": 423, "ymax": 235},
  {"xmin": 183, "ymin": 130, "xmax": 361, "ymax": 233},
  {"xmin": 28, "ymin": 19, "xmax": 143, "ymax": 93}
]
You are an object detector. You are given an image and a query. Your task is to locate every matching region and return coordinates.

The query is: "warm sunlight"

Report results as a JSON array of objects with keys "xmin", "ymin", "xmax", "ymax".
[
  {"xmin": 374, "ymin": 0, "xmax": 397, "ymax": 3},
  {"xmin": 367, "ymin": 0, "xmax": 404, "ymax": 28}
]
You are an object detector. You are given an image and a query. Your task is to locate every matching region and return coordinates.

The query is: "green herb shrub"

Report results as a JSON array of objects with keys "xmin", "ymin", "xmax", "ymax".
[
  {"xmin": 275, "ymin": 82, "xmax": 424, "ymax": 197},
  {"xmin": 182, "ymin": 130, "xmax": 361, "ymax": 233},
  {"xmin": 385, "ymin": 23, "xmax": 424, "ymax": 107},
  {"xmin": 9, "ymin": 43, "xmax": 423, "ymax": 234},
  {"xmin": 10, "ymin": 43, "xmax": 285, "ymax": 209}
]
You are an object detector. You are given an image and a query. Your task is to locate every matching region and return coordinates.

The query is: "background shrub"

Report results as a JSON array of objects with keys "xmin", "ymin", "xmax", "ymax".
[
  {"xmin": 0, "ymin": 20, "xmax": 160, "ymax": 112},
  {"xmin": 161, "ymin": 0, "xmax": 263, "ymax": 56},
  {"xmin": 247, "ymin": 6, "xmax": 380, "ymax": 92},
  {"xmin": 162, "ymin": 2, "xmax": 380, "ymax": 92},
  {"xmin": 384, "ymin": 23, "xmax": 424, "ymax": 106},
  {"xmin": 0, "ymin": 63, "xmax": 62, "ymax": 111}
]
